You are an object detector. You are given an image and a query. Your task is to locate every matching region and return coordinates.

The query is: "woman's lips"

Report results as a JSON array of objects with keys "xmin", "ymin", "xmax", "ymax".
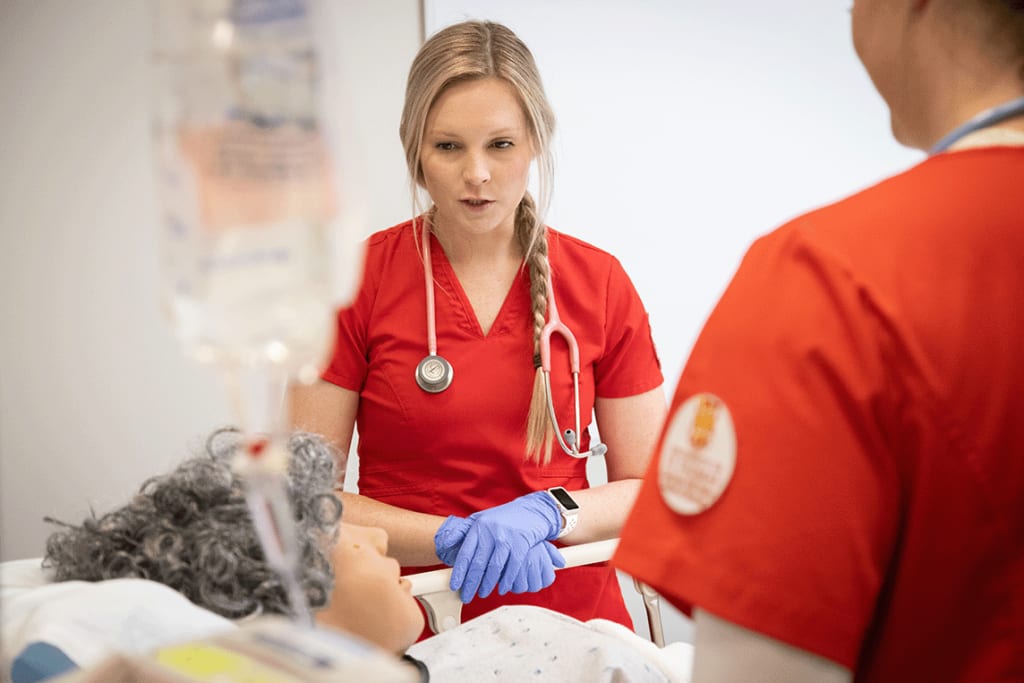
[{"xmin": 460, "ymin": 198, "xmax": 493, "ymax": 209}]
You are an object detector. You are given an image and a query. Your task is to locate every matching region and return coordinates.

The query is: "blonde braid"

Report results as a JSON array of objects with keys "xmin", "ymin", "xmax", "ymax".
[{"xmin": 519, "ymin": 194, "xmax": 554, "ymax": 464}]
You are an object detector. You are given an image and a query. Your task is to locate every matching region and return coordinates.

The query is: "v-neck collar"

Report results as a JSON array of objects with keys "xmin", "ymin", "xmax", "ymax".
[{"xmin": 427, "ymin": 232, "xmax": 529, "ymax": 339}]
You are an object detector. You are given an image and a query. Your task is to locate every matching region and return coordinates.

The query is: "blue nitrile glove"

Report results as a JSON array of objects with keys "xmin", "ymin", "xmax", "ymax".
[
  {"xmin": 436, "ymin": 516, "xmax": 564, "ymax": 595},
  {"xmin": 449, "ymin": 491, "xmax": 562, "ymax": 603},
  {"xmin": 506, "ymin": 541, "xmax": 566, "ymax": 595},
  {"xmin": 434, "ymin": 515, "xmax": 471, "ymax": 566}
]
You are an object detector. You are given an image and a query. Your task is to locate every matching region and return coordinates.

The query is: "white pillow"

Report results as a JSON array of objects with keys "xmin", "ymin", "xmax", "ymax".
[{"xmin": 1, "ymin": 558, "xmax": 235, "ymax": 676}]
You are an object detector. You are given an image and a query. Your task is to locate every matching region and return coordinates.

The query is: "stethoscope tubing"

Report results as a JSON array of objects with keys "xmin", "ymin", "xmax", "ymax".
[
  {"xmin": 422, "ymin": 219, "xmax": 439, "ymax": 357},
  {"xmin": 416, "ymin": 219, "xmax": 454, "ymax": 393},
  {"xmin": 418, "ymin": 218, "xmax": 604, "ymax": 458},
  {"xmin": 538, "ymin": 270, "xmax": 599, "ymax": 458}
]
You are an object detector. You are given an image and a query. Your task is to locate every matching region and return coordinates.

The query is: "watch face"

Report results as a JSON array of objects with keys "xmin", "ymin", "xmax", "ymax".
[{"xmin": 549, "ymin": 487, "xmax": 579, "ymax": 511}]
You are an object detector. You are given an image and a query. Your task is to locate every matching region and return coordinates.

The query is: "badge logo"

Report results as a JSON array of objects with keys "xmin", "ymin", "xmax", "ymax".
[{"xmin": 658, "ymin": 393, "xmax": 736, "ymax": 515}]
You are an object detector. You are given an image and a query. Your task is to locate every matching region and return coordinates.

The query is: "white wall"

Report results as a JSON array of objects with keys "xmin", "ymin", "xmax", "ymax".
[
  {"xmin": 424, "ymin": 0, "xmax": 923, "ymax": 645},
  {"xmin": 425, "ymin": 0, "xmax": 922, "ymax": 384},
  {"xmin": 0, "ymin": 0, "xmax": 420, "ymax": 561}
]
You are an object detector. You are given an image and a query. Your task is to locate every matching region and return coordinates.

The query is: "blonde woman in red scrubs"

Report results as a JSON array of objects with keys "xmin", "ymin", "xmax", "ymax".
[{"xmin": 291, "ymin": 20, "xmax": 666, "ymax": 638}]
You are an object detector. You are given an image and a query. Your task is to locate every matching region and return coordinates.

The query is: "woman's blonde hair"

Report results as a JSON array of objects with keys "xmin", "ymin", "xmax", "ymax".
[{"xmin": 399, "ymin": 20, "xmax": 557, "ymax": 463}]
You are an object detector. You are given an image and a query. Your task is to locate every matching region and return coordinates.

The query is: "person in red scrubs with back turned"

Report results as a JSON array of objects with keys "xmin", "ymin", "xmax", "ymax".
[
  {"xmin": 290, "ymin": 20, "xmax": 666, "ymax": 639},
  {"xmin": 615, "ymin": 0, "xmax": 1024, "ymax": 680}
]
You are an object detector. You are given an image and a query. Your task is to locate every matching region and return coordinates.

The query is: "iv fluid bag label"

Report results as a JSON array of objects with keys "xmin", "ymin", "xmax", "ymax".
[{"xmin": 178, "ymin": 121, "xmax": 336, "ymax": 231}]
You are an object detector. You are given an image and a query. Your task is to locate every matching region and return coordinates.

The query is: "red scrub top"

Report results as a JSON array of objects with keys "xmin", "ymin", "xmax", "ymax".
[
  {"xmin": 324, "ymin": 220, "xmax": 663, "ymax": 631},
  {"xmin": 615, "ymin": 148, "xmax": 1024, "ymax": 681}
]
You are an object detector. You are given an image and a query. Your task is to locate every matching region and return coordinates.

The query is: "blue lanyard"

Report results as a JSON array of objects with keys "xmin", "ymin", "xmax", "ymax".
[{"xmin": 929, "ymin": 95, "xmax": 1024, "ymax": 154}]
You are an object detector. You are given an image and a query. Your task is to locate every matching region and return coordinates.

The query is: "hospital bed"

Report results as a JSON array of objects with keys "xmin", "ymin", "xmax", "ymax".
[
  {"xmin": 407, "ymin": 538, "xmax": 667, "ymax": 646},
  {"xmin": 2, "ymin": 541, "xmax": 668, "ymax": 681}
]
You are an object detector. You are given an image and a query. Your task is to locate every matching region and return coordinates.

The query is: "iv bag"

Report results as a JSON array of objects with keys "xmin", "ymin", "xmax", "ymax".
[
  {"xmin": 151, "ymin": 0, "xmax": 364, "ymax": 626},
  {"xmin": 152, "ymin": 0, "xmax": 346, "ymax": 385}
]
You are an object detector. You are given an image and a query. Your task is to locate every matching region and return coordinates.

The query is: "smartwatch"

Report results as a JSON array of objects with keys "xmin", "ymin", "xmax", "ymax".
[{"xmin": 546, "ymin": 487, "xmax": 580, "ymax": 538}]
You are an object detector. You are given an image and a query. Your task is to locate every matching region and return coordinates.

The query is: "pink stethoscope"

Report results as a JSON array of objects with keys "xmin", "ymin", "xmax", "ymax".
[{"xmin": 414, "ymin": 223, "xmax": 606, "ymax": 458}]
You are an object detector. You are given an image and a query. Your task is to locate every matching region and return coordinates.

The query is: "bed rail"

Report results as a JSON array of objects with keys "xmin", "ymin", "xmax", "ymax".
[{"xmin": 407, "ymin": 539, "xmax": 665, "ymax": 646}]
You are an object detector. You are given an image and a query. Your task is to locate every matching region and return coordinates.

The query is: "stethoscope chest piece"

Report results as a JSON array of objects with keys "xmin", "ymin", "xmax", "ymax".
[{"xmin": 416, "ymin": 354, "xmax": 453, "ymax": 393}]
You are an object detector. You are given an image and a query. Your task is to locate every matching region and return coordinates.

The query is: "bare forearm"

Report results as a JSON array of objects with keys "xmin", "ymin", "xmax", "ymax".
[
  {"xmin": 558, "ymin": 478, "xmax": 641, "ymax": 544},
  {"xmin": 560, "ymin": 386, "xmax": 664, "ymax": 544},
  {"xmin": 339, "ymin": 492, "xmax": 448, "ymax": 567}
]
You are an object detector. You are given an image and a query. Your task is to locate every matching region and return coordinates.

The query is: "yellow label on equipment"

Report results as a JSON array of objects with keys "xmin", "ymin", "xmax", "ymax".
[{"xmin": 155, "ymin": 643, "xmax": 295, "ymax": 683}]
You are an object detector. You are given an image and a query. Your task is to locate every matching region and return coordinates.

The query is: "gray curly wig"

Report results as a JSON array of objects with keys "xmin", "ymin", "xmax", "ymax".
[{"xmin": 42, "ymin": 429, "xmax": 343, "ymax": 620}]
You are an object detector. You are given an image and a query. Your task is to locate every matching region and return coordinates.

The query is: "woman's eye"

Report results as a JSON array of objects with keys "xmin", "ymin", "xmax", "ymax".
[
  {"xmin": 435, "ymin": 142, "xmax": 457, "ymax": 151},
  {"xmin": 493, "ymin": 140, "xmax": 513, "ymax": 149}
]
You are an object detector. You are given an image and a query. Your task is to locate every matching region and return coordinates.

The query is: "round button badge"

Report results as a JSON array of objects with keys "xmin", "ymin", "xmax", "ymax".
[{"xmin": 658, "ymin": 393, "xmax": 736, "ymax": 515}]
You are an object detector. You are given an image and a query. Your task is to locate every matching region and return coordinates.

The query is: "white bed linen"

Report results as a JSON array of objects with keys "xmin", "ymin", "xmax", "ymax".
[
  {"xmin": 1, "ymin": 558, "xmax": 235, "ymax": 676},
  {"xmin": 408, "ymin": 604, "xmax": 693, "ymax": 682}
]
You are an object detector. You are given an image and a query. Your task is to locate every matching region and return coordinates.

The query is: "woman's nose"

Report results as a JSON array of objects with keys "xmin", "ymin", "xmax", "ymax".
[{"xmin": 462, "ymin": 151, "xmax": 490, "ymax": 185}]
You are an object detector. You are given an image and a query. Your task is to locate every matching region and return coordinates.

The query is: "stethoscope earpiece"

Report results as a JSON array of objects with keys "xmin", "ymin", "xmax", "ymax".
[{"xmin": 416, "ymin": 354, "xmax": 453, "ymax": 393}]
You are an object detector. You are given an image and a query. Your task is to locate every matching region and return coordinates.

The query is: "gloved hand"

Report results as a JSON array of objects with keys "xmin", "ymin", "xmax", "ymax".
[
  {"xmin": 434, "ymin": 515, "xmax": 471, "ymax": 566},
  {"xmin": 436, "ymin": 515, "xmax": 564, "ymax": 597},
  {"xmin": 506, "ymin": 541, "xmax": 566, "ymax": 595},
  {"xmin": 449, "ymin": 491, "xmax": 562, "ymax": 603}
]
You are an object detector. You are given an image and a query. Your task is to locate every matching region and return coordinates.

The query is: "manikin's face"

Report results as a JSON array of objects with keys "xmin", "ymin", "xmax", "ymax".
[
  {"xmin": 419, "ymin": 77, "xmax": 535, "ymax": 239},
  {"xmin": 316, "ymin": 523, "xmax": 424, "ymax": 653}
]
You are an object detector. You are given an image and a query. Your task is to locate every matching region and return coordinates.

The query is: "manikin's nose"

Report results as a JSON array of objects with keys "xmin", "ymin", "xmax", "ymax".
[
  {"xmin": 345, "ymin": 522, "xmax": 390, "ymax": 555},
  {"xmin": 366, "ymin": 525, "xmax": 389, "ymax": 555}
]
